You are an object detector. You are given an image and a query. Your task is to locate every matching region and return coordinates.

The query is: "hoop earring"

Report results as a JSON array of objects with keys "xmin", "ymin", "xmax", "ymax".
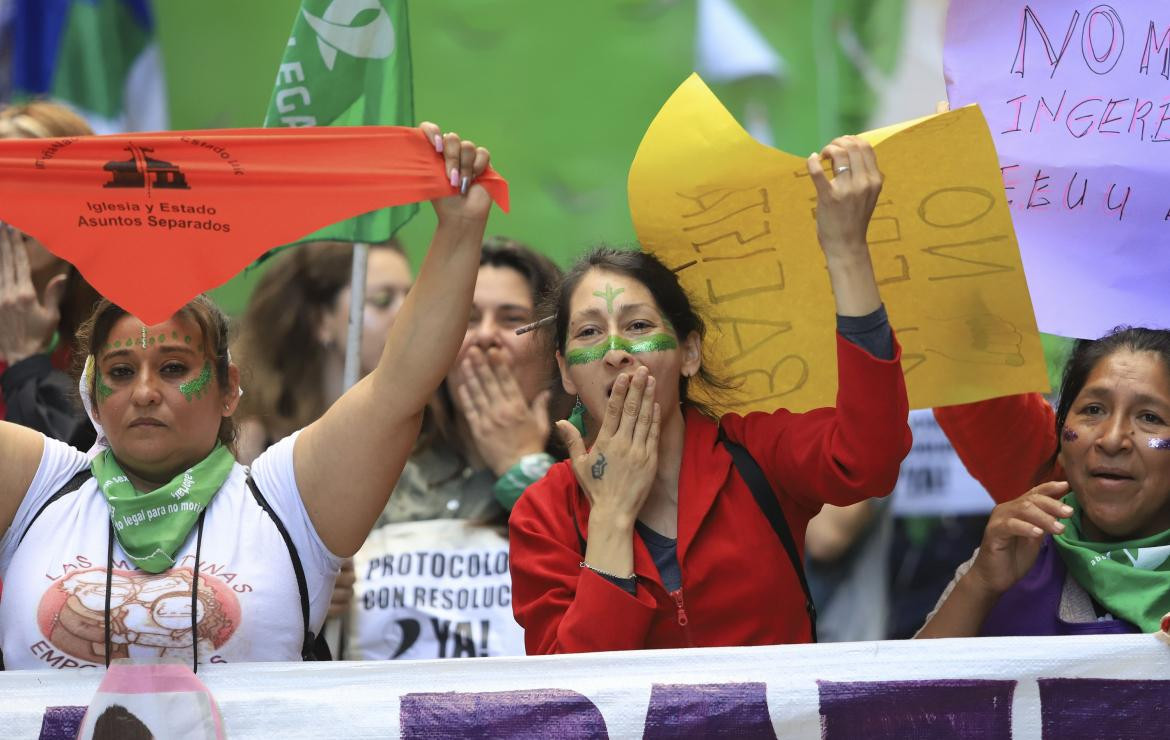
[{"xmin": 568, "ymin": 395, "xmax": 587, "ymax": 436}]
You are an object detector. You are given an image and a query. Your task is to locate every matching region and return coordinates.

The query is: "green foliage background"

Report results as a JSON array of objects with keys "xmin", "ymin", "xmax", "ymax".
[{"xmin": 154, "ymin": 0, "xmax": 902, "ymax": 314}]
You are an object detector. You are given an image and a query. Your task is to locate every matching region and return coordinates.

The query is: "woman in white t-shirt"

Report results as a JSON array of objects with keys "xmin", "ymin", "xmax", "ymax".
[{"xmin": 0, "ymin": 123, "xmax": 497, "ymax": 670}]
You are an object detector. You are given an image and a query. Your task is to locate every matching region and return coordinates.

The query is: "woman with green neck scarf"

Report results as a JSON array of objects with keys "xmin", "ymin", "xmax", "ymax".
[
  {"xmin": 0, "ymin": 123, "xmax": 498, "ymax": 670},
  {"xmin": 919, "ymin": 327, "xmax": 1170, "ymax": 638}
]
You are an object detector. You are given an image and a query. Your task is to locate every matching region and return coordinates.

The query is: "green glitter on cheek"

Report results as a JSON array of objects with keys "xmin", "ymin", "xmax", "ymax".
[
  {"xmin": 94, "ymin": 365, "xmax": 114, "ymax": 401},
  {"xmin": 566, "ymin": 333, "xmax": 678, "ymax": 366},
  {"xmin": 179, "ymin": 361, "xmax": 213, "ymax": 402}
]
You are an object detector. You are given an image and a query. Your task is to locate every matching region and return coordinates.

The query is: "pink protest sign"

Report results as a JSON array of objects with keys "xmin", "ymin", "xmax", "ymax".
[{"xmin": 945, "ymin": 1, "xmax": 1170, "ymax": 338}]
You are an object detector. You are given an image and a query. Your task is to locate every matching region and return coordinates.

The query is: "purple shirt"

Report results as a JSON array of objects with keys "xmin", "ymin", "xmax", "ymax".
[{"xmin": 979, "ymin": 537, "xmax": 1138, "ymax": 637}]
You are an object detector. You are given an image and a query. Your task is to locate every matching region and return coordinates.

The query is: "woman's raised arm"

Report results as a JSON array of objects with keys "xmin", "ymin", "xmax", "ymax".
[
  {"xmin": 293, "ymin": 123, "xmax": 495, "ymax": 556},
  {"xmin": 805, "ymin": 136, "xmax": 883, "ymax": 318},
  {"xmin": 0, "ymin": 420, "xmax": 46, "ymax": 537}
]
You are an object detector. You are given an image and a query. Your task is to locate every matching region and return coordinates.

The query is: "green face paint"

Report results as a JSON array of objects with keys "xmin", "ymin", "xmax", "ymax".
[
  {"xmin": 94, "ymin": 365, "xmax": 114, "ymax": 401},
  {"xmin": 180, "ymin": 361, "xmax": 213, "ymax": 402},
  {"xmin": 566, "ymin": 333, "xmax": 678, "ymax": 366},
  {"xmin": 592, "ymin": 284, "xmax": 625, "ymax": 314}
]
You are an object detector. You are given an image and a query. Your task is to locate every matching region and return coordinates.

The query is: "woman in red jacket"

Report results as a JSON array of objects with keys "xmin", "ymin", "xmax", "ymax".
[{"xmin": 508, "ymin": 137, "xmax": 912, "ymax": 654}]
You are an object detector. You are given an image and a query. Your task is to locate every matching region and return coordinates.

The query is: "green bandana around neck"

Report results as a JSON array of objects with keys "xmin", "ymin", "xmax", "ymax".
[
  {"xmin": 91, "ymin": 444, "xmax": 236, "ymax": 573},
  {"xmin": 1051, "ymin": 493, "xmax": 1170, "ymax": 632}
]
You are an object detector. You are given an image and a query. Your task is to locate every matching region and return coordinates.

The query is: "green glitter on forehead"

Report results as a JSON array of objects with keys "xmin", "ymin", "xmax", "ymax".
[
  {"xmin": 566, "ymin": 333, "xmax": 678, "ymax": 366},
  {"xmin": 94, "ymin": 365, "xmax": 114, "ymax": 401},
  {"xmin": 179, "ymin": 361, "xmax": 213, "ymax": 402},
  {"xmin": 592, "ymin": 284, "xmax": 625, "ymax": 314}
]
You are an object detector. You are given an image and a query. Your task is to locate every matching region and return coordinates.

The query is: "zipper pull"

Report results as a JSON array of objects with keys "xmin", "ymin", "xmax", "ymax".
[{"xmin": 670, "ymin": 589, "xmax": 689, "ymax": 627}]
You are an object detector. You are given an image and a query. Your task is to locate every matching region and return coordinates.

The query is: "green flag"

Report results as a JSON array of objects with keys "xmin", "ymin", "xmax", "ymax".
[{"xmin": 264, "ymin": 0, "xmax": 416, "ymax": 244}]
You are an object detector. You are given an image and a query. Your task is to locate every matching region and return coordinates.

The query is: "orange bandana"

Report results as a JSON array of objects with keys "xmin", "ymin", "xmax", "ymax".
[{"xmin": 0, "ymin": 126, "xmax": 509, "ymax": 323}]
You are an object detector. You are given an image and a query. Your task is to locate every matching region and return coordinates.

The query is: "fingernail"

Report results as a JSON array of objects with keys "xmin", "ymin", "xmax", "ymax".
[
  {"xmin": 450, "ymin": 167, "xmax": 459, "ymax": 187},
  {"xmin": 460, "ymin": 175, "xmax": 470, "ymax": 195},
  {"xmin": 1053, "ymin": 521, "xmax": 1065, "ymax": 532},
  {"xmin": 1061, "ymin": 505, "xmax": 1073, "ymax": 515},
  {"xmin": 433, "ymin": 134, "xmax": 442, "ymax": 152},
  {"xmin": 1032, "ymin": 527, "xmax": 1043, "ymax": 536}
]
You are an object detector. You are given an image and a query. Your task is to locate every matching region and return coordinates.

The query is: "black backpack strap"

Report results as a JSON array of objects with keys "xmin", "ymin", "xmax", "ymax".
[
  {"xmin": 718, "ymin": 427, "xmax": 818, "ymax": 642},
  {"xmin": 246, "ymin": 474, "xmax": 331, "ymax": 661},
  {"xmin": 18, "ymin": 469, "xmax": 93, "ymax": 547}
]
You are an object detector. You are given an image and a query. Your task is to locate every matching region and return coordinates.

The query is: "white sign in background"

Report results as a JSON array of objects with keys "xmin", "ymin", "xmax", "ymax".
[
  {"xmin": 346, "ymin": 519, "xmax": 524, "ymax": 660},
  {"xmin": 890, "ymin": 409, "xmax": 995, "ymax": 517}
]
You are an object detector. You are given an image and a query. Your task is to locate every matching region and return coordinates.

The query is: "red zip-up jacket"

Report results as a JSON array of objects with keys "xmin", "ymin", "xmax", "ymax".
[
  {"xmin": 933, "ymin": 393, "xmax": 1059, "ymax": 505},
  {"xmin": 509, "ymin": 334, "xmax": 911, "ymax": 654}
]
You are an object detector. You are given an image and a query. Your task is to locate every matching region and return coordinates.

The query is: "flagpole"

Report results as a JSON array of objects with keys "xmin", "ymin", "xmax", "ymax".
[
  {"xmin": 325, "ymin": 242, "xmax": 369, "ymax": 659},
  {"xmin": 343, "ymin": 243, "xmax": 369, "ymax": 392},
  {"xmin": 264, "ymin": 0, "xmax": 415, "ymax": 663}
]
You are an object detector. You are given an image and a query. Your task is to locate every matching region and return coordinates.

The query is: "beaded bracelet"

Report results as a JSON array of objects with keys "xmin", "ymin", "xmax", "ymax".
[{"xmin": 580, "ymin": 561, "xmax": 636, "ymax": 581}]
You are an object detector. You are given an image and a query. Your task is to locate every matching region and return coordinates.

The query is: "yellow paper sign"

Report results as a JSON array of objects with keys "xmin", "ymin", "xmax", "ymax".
[{"xmin": 628, "ymin": 74, "xmax": 1049, "ymax": 413}]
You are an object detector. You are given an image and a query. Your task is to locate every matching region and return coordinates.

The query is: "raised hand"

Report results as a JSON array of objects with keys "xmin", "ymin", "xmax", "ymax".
[
  {"xmin": 0, "ymin": 225, "xmax": 65, "ymax": 364},
  {"xmin": 456, "ymin": 346, "xmax": 551, "ymax": 476},
  {"xmin": 805, "ymin": 136, "xmax": 883, "ymax": 317},
  {"xmin": 967, "ymin": 480, "xmax": 1072, "ymax": 595},
  {"xmin": 418, "ymin": 121, "xmax": 492, "ymax": 228}
]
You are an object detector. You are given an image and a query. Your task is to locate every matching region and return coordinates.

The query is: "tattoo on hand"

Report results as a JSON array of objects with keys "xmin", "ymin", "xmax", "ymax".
[{"xmin": 591, "ymin": 453, "xmax": 607, "ymax": 480}]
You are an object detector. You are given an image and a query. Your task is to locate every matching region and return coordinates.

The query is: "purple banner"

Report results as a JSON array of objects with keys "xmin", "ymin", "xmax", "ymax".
[
  {"xmin": 1038, "ymin": 677, "xmax": 1170, "ymax": 738},
  {"xmin": 37, "ymin": 706, "xmax": 85, "ymax": 740},
  {"xmin": 945, "ymin": 1, "xmax": 1170, "ymax": 338},
  {"xmin": 643, "ymin": 683, "xmax": 776, "ymax": 738},
  {"xmin": 399, "ymin": 689, "xmax": 608, "ymax": 739},
  {"xmin": 818, "ymin": 679, "xmax": 1016, "ymax": 739}
]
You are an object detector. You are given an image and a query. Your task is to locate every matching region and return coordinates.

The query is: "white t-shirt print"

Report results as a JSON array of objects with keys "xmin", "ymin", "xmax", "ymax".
[{"xmin": 0, "ymin": 432, "xmax": 341, "ymax": 670}]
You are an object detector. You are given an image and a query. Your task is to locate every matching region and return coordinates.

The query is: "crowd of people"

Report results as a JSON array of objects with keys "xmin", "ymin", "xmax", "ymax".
[{"xmin": 2, "ymin": 100, "xmax": 1168, "ymax": 672}]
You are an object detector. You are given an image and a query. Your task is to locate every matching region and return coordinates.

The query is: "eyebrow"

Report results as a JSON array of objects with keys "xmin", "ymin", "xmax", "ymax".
[
  {"xmin": 568, "ymin": 307, "xmax": 606, "ymax": 325},
  {"xmin": 101, "ymin": 346, "xmax": 199, "ymax": 361},
  {"xmin": 1081, "ymin": 386, "xmax": 1170, "ymax": 408}
]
